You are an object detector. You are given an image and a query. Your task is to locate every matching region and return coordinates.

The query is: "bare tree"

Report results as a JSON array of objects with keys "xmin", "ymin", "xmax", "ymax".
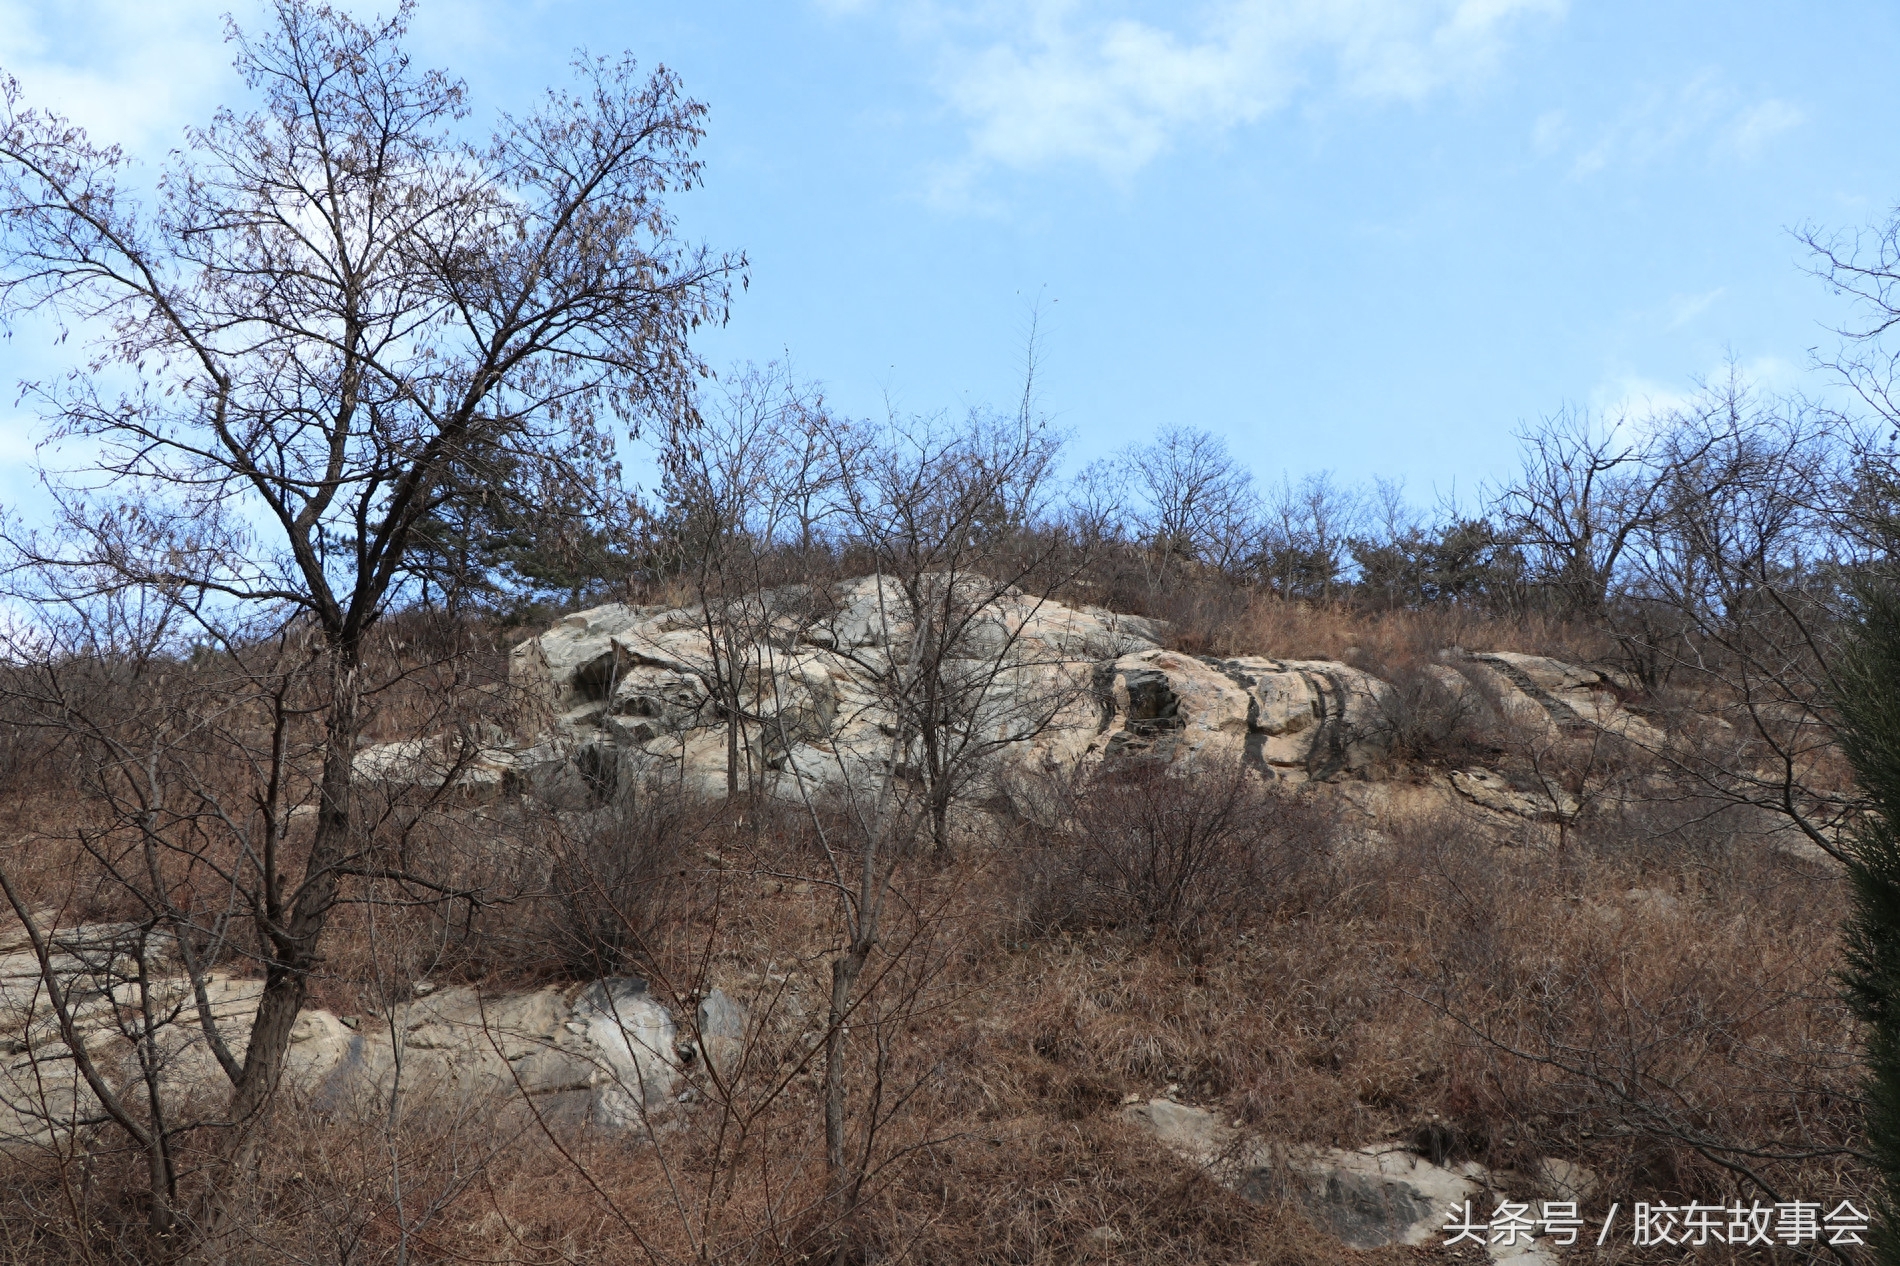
[
  {"xmin": 1492, "ymin": 406, "xmax": 1668, "ymax": 617},
  {"xmin": 1117, "ymin": 425, "xmax": 1259, "ymax": 579},
  {"xmin": 1260, "ymin": 469, "xmax": 1362, "ymax": 601},
  {"xmin": 0, "ymin": 0, "xmax": 737, "ymax": 1182},
  {"xmin": 779, "ymin": 395, "xmax": 1102, "ymax": 1244},
  {"xmin": 1804, "ymin": 210, "xmax": 1900, "ymax": 566},
  {"xmin": 1572, "ymin": 372, "xmax": 1867, "ymax": 859},
  {"xmin": 655, "ymin": 363, "xmax": 843, "ymax": 797},
  {"xmin": 1806, "ymin": 212, "xmax": 1900, "ymax": 439}
]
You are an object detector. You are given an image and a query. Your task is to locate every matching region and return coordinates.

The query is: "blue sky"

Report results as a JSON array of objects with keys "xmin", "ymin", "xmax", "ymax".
[{"xmin": 2, "ymin": 0, "xmax": 1897, "ymax": 515}]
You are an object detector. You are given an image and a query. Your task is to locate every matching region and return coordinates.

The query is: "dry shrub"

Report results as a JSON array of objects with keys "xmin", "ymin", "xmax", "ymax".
[
  {"xmin": 305, "ymin": 782, "xmax": 774, "ymax": 1001},
  {"xmin": 348, "ymin": 607, "xmax": 518, "ymax": 745},
  {"xmin": 1362, "ymin": 658, "xmax": 1504, "ymax": 767},
  {"xmin": 864, "ymin": 1120, "xmax": 1349, "ymax": 1266},
  {"xmin": 1390, "ymin": 805, "xmax": 1860, "ymax": 1205},
  {"xmin": 978, "ymin": 790, "xmax": 1863, "ymax": 1213},
  {"xmin": 1128, "ymin": 584, "xmax": 1255, "ymax": 658},
  {"xmin": 535, "ymin": 787, "xmax": 713, "ymax": 981},
  {"xmin": 1204, "ymin": 592, "xmax": 1610, "ymax": 666},
  {"xmin": 1017, "ymin": 764, "xmax": 1333, "ymax": 948}
]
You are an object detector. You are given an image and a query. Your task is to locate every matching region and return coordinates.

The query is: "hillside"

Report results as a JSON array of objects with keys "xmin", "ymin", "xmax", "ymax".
[{"xmin": 0, "ymin": 580, "xmax": 1861, "ymax": 1264}]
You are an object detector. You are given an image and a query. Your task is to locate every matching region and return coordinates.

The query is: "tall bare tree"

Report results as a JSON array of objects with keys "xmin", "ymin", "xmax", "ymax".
[
  {"xmin": 1114, "ymin": 424, "xmax": 1259, "ymax": 579},
  {"xmin": 1565, "ymin": 374, "xmax": 1870, "ymax": 860},
  {"xmin": 1492, "ymin": 406, "xmax": 1665, "ymax": 617},
  {"xmin": 656, "ymin": 362, "xmax": 845, "ymax": 798},
  {"xmin": 0, "ymin": 0, "xmax": 738, "ymax": 1150},
  {"xmin": 1260, "ymin": 469, "xmax": 1362, "ymax": 601},
  {"xmin": 775, "ymin": 397, "xmax": 1095, "ymax": 1246}
]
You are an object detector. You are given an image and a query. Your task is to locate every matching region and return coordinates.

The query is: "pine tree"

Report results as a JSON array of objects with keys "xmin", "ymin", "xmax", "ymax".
[
  {"xmin": 410, "ymin": 449, "xmax": 640, "ymax": 615},
  {"xmin": 1835, "ymin": 580, "xmax": 1900, "ymax": 1265}
]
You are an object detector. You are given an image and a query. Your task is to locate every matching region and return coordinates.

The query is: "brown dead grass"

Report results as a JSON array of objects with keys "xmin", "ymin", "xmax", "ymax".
[
  {"xmin": 0, "ymin": 772, "xmax": 1865, "ymax": 1264},
  {"xmin": 1194, "ymin": 593, "xmax": 1612, "ymax": 668},
  {"xmin": 0, "ymin": 588, "xmax": 1871, "ymax": 1265}
]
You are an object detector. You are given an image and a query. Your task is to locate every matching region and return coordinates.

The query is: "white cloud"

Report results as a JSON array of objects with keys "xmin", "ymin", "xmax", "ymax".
[
  {"xmin": 1723, "ymin": 97, "xmax": 1803, "ymax": 159},
  {"xmin": 1666, "ymin": 287, "xmax": 1725, "ymax": 330},
  {"xmin": 892, "ymin": 0, "xmax": 1564, "ymax": 181},
  {"xmin": 1589, "ymin": 374, "xmax": 1702, "ymax": 426},
  {"xmin": 1590, "ymin": 355, "xmax": 1798, "ymax": 427},
  {"xmin": 1558, "ymin": 75, "xmax": 1803, "ymax": 178},
  {"xmin": 1530, "ymin": 107, "xmax": 1567, "ymax": 154},
  {"xmin": 0, "ymin": 2, "xmax": 588, "ymax": 175},
  {"xmin": 0, "ymin": 0, "xmax": 257, "ymax": 155}
]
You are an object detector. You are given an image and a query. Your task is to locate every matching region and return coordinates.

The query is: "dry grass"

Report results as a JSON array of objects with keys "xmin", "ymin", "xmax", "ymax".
[
  {"xmin": 1195, "ymin": 593, "xmax": 1611, "ymax": 668},
  {"xmin": 0, "ymin": 772, "xmax": 1866, "ymax": 1263},
  {"xmin": 0, "ymin": 586, "xmax": 1873, "ymax": 1264}
]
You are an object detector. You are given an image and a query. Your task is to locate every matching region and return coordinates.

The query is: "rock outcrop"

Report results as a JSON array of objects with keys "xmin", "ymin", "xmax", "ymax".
[
  {"xmin": 1123, "ymin": 1097, "xmax": 1578, "ymax": 1263},
  {"xmin": 1093, "ymin": 650, "xmax": 1395, "ymax": 780},
  {"xmin": 349, "ymin": 578, "xmax": 1669, "ymax": 824},
  {"xmin": 0, "ymin": 922, "xmax": 686, "ymax": 1152},
  {"xmin": 1460, "ymin": 652, "xmax": 1664, "ymax": 749},
  {"xmin": 385, "ymin": 576, "xmax": 1414, "ymax": 809},
  {"xmin": 501, "ymin": 575, "xmax": 1164, "ymax": 803},
  {"xmin": 1449, "ymin": 767, "xmax": 1580, "ymax": 822}
]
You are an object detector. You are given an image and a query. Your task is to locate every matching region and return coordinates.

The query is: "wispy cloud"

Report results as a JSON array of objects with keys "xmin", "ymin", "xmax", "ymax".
[
  {"xmin": 1723, "ymin": 97, "xmax": 1803, "ymax": 159},
  {"xmin": 1530, "ymin": 107, "xmax": 1568, "ymax": 154},
  {"xmin": 0, "ymin": 0, "xmax": 252, "ymax": 153},
  {"xmin": 1666, "ymin": 287, "xmax": 1725, "ymax": 330},
  {"xmin": 1558, "ymin": 73, "xmax": 1803, "ymax": 178},
  {"xmin": 865, "ymin": 0, "xmax": 1565, "ymax": 185},
  {"xmin": 1589, "ymin": 373, "xmax": 1700, "ymax": 426},
  {"xmin": 1590, "ymin": 355, "xmax": 1797, "ymax": 426}
]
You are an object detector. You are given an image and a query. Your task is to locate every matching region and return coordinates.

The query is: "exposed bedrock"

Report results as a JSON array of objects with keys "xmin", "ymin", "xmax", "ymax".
[
  {"xmin": 352, "ymin": 575, "xmax": 1665, "ymax": 822},
  {"xmin": 0, "ymin": 921, "xmax": 739, "ymax": 1152}
]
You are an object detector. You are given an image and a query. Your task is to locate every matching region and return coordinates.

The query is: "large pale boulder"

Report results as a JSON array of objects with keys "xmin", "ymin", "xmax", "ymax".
[
  {"xmin": 303, "ymin": 979, "xmax": 678, "ymax": 1128},
  {"xmin": 1260, "ymin": 1145, "xmax": 1483, "ymax": 1251},
  {"xmin": 1091, "ymin": 651, "xmax": 1253, "ymax": 768},
  {"xmin": 1461, "ymin": 652, "xmax": 1664, "ymax": 749},
  {"xmin": 506, "ymin": 576, "xmax": 1165, "ymax": 803},
  {"xmin": 1120, "ymin": 1099, "xmax": 1476, "ymax": 1249},
  {"xmin": 501, "ymin": 577, "xmax": 1407, "ymax": 802},
  {"xmin": 1, "ymin": 925, "xmax": 260, "ymax": 1149},
  {"xmin": 1089, "ymin": 652, "xmax": 1396, "ymax": 782},
  {"xmin": 353, "ymin": 732, "xmax": 520, "ymax": 803},
  {"xmin": 0, "ymin": 921, "xmax": 680, "ymax": 1151},
  {"xmin": 1122, "ymin": 1098, "xmax": 1562, "ymax": 1262}
]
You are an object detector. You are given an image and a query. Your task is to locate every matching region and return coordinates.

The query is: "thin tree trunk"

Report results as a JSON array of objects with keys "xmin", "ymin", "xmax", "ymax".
[
  {"xmin": 135, "ymin": 943, "xmax": 179, "ymax": 1242},
  {"xmin": 823, "ymin": 934, "xmax": 873, "ymax": 1211},
  {"xmin": 726, "ymin": 703, "xmax": 742, "ymax": 800},
  {"xmin": 822, "ymin": 951, "xmax": 859, "ymax": 1181},
  {"xmin": 929, "ymin": 783, "xmax": 952, "ymax": 864},
  {"xmin": 228, "ymin": 650, "xmax": 361, "ymax": 1126}
]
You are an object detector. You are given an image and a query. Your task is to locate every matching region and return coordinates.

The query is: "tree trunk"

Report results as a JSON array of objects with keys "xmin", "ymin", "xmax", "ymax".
[
  {"xmin": 823, "ymin": 946, "xmax": 864, "ymax": 1190},
  {"xmin": 135, "ymin": 946, "xmax": 179, "ymax": 1242},
  {"xmin": 929, "ymin": 781, "xmax": 952, "ymax": 863},
  {"xmin": 713, "ymin": 614, "xmax": 744, "ymax": 801},
  {"xmin": 726, "ymin": 704, "xmax": 742, "ymax": 800},
  {"xmin": 228, "ymin": 649, "xmax": 362, "ymax": 1126}
]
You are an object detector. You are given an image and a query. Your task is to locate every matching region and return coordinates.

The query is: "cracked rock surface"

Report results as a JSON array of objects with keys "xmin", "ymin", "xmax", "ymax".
[
  {"xmin": 351, "ymin": 577, "xmax": 1664, "ymax": 826},
  {"xmin": 0, "ymin": 922, "xmax": 690, "ymax": 1151}
]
